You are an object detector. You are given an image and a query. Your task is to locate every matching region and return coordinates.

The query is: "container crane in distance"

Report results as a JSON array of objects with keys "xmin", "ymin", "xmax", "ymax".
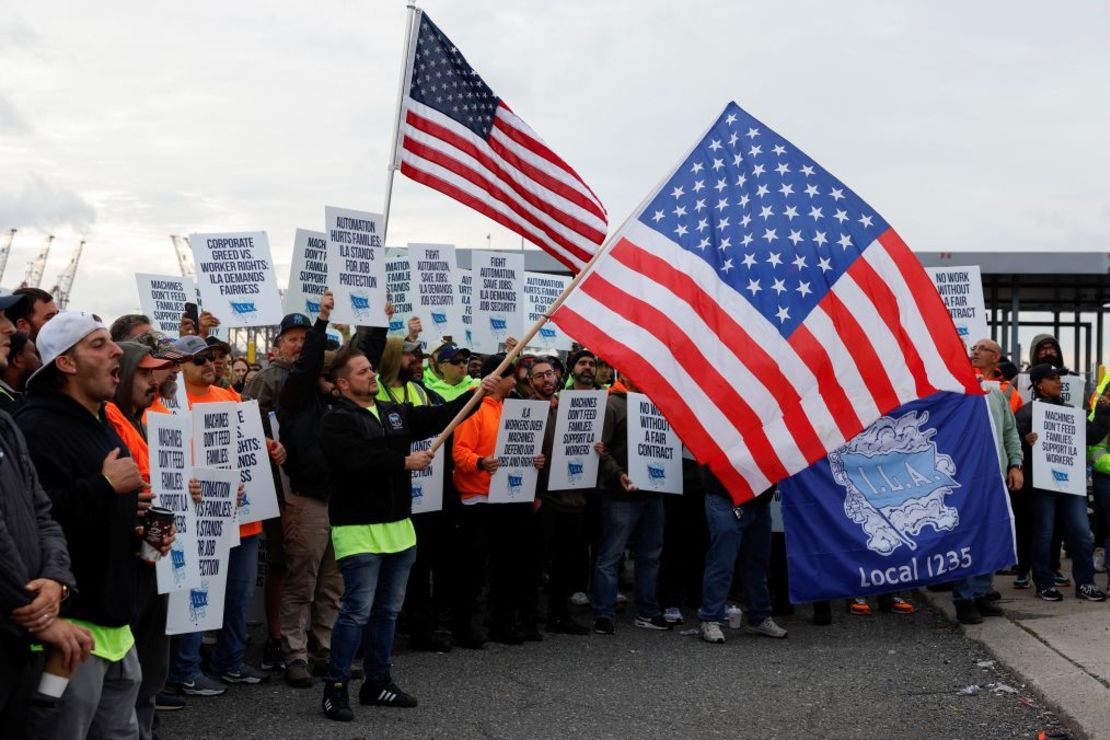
[
  {"xmin": 51, "ymin": 240, "xmax": 85, "ymax": 309},
  {"xmin": 19, "ymin": 234, "xmax": 54, "ymax": 289}
]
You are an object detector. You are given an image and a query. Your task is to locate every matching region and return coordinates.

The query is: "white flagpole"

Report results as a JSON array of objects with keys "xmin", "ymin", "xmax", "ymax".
[{"xmin": 382, "ymin": 3, "xmax": 422, "ymax": 245}]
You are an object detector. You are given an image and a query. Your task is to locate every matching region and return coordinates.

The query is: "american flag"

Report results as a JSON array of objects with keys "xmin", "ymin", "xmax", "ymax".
[
  {"xmin": 396, "ymin": 12, "xmax": 607, "ymax": 272},
  {"xmin": 551, "ymin": 103, "xmax": 980, "ymax": 503}
]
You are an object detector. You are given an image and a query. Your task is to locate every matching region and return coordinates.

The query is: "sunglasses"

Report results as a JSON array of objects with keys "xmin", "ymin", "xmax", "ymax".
[
  {"xmin": 191, "ymin": 355, "xmax": 214, "ymax": 366},
  {"xmin": 444, "ymin": 357, "xmax": 468, "ymax": 366}
]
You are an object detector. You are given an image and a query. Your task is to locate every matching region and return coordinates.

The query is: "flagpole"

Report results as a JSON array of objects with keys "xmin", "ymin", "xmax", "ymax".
[{"xmin": 382, "ymin": 2, "xmax": 421, "ymax": 245}]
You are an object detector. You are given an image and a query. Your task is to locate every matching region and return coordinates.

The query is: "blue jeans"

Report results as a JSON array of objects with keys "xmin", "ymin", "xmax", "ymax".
[
  {"xmin": 591, "ymin": 496, "xmax": 664, "ymax": 619},
  {"xmin": 697, "ymin": 492, "xmax": 772, "ymax": 625},
  {"xmin": 1031, "ymin": 490, "xmax": 1094, "ymax": 591},
  {"xmin": 325, "ymin": 546, "xmax": 417, "ymax": 683},
  {"xmin": 951, "ymin": 572, "xmax": 994, "ymax": 602},
  {"xmin": 170, "ymin": 534, "xmax": 259, "ymax": 682}
]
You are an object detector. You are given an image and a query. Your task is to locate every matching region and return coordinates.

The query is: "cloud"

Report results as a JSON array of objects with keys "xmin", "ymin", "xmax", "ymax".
[
  {"xmin": 0, "ymin": 92, "xmax": 28, "ymax": 133},
  {"xmin": 0, "ymin": 174, "xmax": 96, "ymax": 231}
]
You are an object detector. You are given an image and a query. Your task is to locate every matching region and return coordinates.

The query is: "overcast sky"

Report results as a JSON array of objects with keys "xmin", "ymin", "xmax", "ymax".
[{"xmin": 1, "ymin": 0, "xmax": 1108, "ymax": 320}]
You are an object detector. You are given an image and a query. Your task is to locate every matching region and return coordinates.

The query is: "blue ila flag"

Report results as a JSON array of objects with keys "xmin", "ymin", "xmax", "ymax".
[{"xmin": 779, "ymin": 391, "xmax": 1015, "ymax": 603}]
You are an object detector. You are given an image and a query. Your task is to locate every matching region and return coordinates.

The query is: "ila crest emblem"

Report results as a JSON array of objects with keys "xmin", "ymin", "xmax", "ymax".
[{"xmin": 829, "ymin": 410, "xmax": 959, "ymax": 556}]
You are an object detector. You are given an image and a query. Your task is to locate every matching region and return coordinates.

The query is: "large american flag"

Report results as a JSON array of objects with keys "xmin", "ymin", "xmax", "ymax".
[
  {"xmin": 552, "ymin": 103, "xmax": 980, "ymax": 503},
  {"xmin": 396, "ymin": 12, "xmax": 607, "ymax": 272}
]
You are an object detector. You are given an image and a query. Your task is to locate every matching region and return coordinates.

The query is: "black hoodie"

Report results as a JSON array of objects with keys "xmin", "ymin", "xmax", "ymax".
[
  {"xmin": 15, "ymin": 390, "xmax": 141, "ymax": 628},
  {"xmin": 278, "ymin": 319, "xmax": 334, "ymax": 501}
]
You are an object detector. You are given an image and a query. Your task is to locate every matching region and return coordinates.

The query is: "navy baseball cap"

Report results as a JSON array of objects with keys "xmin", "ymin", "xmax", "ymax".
[
  {"xmin": 436, "ymin": 343, "xmax": 471, "ymax": 364},
  {"xmin": 0, "ymin": 293, "xmax": 27, "ymax": 314},
  {"xmin": 279, "ymin": 313, "xmax": 311, "ymax": 337}
]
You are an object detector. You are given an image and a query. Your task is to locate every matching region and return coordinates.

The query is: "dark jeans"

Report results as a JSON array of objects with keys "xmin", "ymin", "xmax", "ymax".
[
  {"xmin": 698, "ymin": 492, "xmax": 773, "ymax": 625},
  {"xmin": 531, "ymin": 505, "xmax": 585, "ymax": 621},
  {"xmin": 326, "ymin": 546, "xmax": 417, "ymax": 683},
  {"xmin": 1031, "ymin": 490, "xmax": 1094, "ymax": 591},
  {"xmin": 450, "ymin": 503, "xmax": 534, "ymax": 631},
  {"xmin": 403, "ymin": 510, "xmax": 452, "ymax": 637},
  {"xmin": 1009, "ymin": 489, "xmax": 1033, "ymax": 576},
  {"xmin": 171, "ymin": 534, "xmax": 260, "ymax": 681},
  {"xmin": 657, "ymin": 460, "xmax": 708, "ymax": 610},
  {"xmin": 592, "ymin": 496, "xmax": 664, "ymax": 619}
]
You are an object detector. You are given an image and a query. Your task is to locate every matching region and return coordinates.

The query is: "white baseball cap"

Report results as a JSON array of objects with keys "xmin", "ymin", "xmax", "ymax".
[{"xmin": 27, "ymin": 311, "xmax": 106, "ymax": 387}]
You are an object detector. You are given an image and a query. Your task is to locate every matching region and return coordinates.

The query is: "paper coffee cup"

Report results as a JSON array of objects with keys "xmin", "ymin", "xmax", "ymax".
[
  {"xmin": 35, "ymin": 647, "xmax": 74, "ymax": 702},
  {"xmin": 727, "ymin": 605, "xmax": 743, "ymax": 629},
  {"xmin": 141, "ymin": 506, "xmax": 175, "ymax": 562}
]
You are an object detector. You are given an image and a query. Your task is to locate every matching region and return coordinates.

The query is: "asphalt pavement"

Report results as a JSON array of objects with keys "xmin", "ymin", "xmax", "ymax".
[{"xmin": 157, "ymin": 602, "xmax": 1067, "ymax": 740}]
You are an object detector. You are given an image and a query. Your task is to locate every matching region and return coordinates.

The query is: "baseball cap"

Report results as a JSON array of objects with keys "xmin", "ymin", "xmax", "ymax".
[
  {"xmin": 26, "ymin": 311, "xmax": 105, "ymax": 386},
  {"xmin": 172, "ymin": 335, "xmax": 212, "ymax": 357},
  {"xmin": 437, "ymin": 343, "xmax": 471, "ymax": 364},
  {"xmin": 206, "ymin": 335, "xmax": 232, "ymax": 355},
  {"xmin": 117, "ymin": 341, "xmax": 172, "ymax": 370},
  {"xmin": 0, "ymin": 293, "xmax": 28, "ymax": 314},
  {"xmin": 402, "ymin": 340, "xmax": 422, "ymax": 354},
  {"xmin": 1029, "ymin": 363, "xmax": 1062, "ymax": 387},
  {"xmin": 279, "ymin": 313, "xmax": 312, "ymax": 337}
]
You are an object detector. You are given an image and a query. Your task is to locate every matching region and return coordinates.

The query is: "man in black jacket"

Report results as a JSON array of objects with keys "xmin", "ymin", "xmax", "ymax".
[
  {"xmin": 319, "ymin": 346, "xmax": 498, "ymax": 722},
  {"xmin": 17, "ymin": 311, "xmax": 173, "ymax": 737},
  {"xmin": 277, "ymin": 291, "xmax": 343, "ymax": 687},
  {"xmin": 1016, "ymin": 363, "xmax": 1110, "ymax": 602},
  {"xmin": 0, "ymin": 297, "xmax": 92, "ymax": 732}
]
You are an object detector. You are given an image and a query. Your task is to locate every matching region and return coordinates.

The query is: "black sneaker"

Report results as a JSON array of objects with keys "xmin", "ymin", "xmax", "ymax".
[
  {"xmin": 593, "ymin": 616, "xmax": 615, "ymax": 635},
  {"xmin": 546, "ymin": 615, "xmax": 590, "ymax": 635},
  {"xmin": 322, "ymin": 681, "xmax": 354, "ymax": 722},
  {"xmin": 954, "ymin": 600, "xmax": 983, "ymax": 624},
  {"xmin": 154, "ymin": 691, "xmax": 186, "ymax": 711},
  {"xmin": 1039, "ymin": 587, "xmax": 1064, "ymax": 602},
  {"xmin": 359, "ymin": 676, "xmax": 418, "ymax": 708},
  {"xmin": 633, "ymin": 614, "xmax": 673, "ymax": 631},
  {"xmin": 1077, "ymin": 584, "xmax": 1107, "ymax": 602},
  {"xmin": 974, "ymin": 597, "xmax": 1004, "ymax": 617},
  {"xmin": 220, "ymin": 664, "xmax": 270, "ymax": 685},
  {"xmin": 261, "ymin": 638, "xmax": 285, "ymax": 671},
  {"xmin": 1054, "ymin": 571, "xmax": 1071, "ymax": 587}
]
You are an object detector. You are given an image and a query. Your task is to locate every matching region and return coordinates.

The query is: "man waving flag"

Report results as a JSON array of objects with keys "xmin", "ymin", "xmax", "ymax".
[
  {"xmin": 551, "ymin": 102, "xmax": 980, "ymax": 503},
  {"xmin": 394, "ymin": 11, "xmax": 607, "ymax": 272}
]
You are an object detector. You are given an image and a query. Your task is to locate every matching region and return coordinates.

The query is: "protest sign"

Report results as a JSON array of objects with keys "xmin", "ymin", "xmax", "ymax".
[
  {"xmin": 409, "ymin": 438, "xmax": 444, "ymax": 515},
  {"xmin": 1014, "ymin": 374, "xmax": 1031, "ymax": 403},
  {"xmin": 166, "ymin": 467, "xmax": 241, "ymax": 634},
  {"xmin": 409, "ymin": 243, "xmax": 463, "ymax": 342},
  {"xmin": 1032, "ymin": 401, "xmax": 1086, "ymax": 496},
  {"xmin": 149, "ymin": 412, "xmax": 200, "ymax": 594},
  {"xmin": 325, "ymin": 206, "xmax": 386, "ymax": 326},
  {"xmin": 235, "ymin": 401, "xmax": 279, "ymax": 524},
  {"xmin": 192, "ymin": 401, "xmax": 239, "ymax": 544},
  {"xmin": 190, "ymin": 232, "xmax": 283, "ymax": 328},
  {"xmin": 471, "ymin": 250, "xmax": 523, "ymax": 353},
  {"xmin": 548, "ymin": 390, "xmax": 606, "ymax": 491},
  {"xmin": 1059, "ymin": 375, "xmax": 1086, "ymax": 408},
  {"xmin": 626, "ymin": 392, "xmax": 682, "ymax": 494},
  {"xmin": 780, "ymin": 392, "xmax": 1016, "ymax": 603},
  {"xmin": 136, "ymin": 273, "xmax": 195, "ymax": 338},
  {"xmin": 284, "ymin": 229, "xmax": 328, "ymax": 320},
  {"xmin": 488, "ymin": 399, "xmax": 550, "ymax": 503},
  {"xmin": 159, "ymin": 375, "xmax": 191, "ymax": 417},
  {"xmin": 459, "ymin": 269, "xmax": 473, "ymax": 345},
  {"xmin": 523, "ymin": 272, "xmax": 572, "ymax": 352},
  {"xmin": 385, "ymin": 247, "xmax": 413, "ymax": 338},
  {"xmin": 925, "ymin": 266, "xmax": 989, "ymax": 348}
]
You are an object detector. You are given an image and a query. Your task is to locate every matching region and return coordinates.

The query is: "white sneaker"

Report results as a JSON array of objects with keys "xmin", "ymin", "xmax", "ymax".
[
  {"xmin": 1095, "ymin": 548, "xmax": 1106, "ymax": 573},
  {"xmin": 568, "ymin": 592, "xmax": 590, "ymax": 608},
  {"xmin": 663, "ymin": 607, "xmax": 684, "ymax": 625},
  {"xmin": 700, "ymin": 621, "xmax": 725, "ymax": 644},
  {"xmin": 743, "ymin": 617, "xmax": 788, "ymax": 639}
]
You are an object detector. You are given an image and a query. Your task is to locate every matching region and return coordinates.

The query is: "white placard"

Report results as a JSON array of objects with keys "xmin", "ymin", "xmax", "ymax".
[
  {"xmin": 409, "ymin": 438, "xmax": 444, "ymax": 514},
  {"xmin": 284, "ymin": 229, "xmax": 328, "ymax": 320},
  {"xmin": 471, "ymin": 251, "xmax": 524, "ymax": 353},
  {"xmin": 192, "ymin": 401, "xmax": 239, "ymax": 544},
  {"xmin": 459, "ymin": 269, "xmax": 473, "ymax": 346},
  {"xmin": 488, "ymin": 399, "xmax": 550, "ymax": 503},
  {"xmin": 523, "ymin": 272, "xmax": 572, "ymax": 352},
  {"xmin": 626, "ymin": 392, "xmax": 682, "ymax": 494},
  {"xmin": 165, "ymin": 467, "xmax": 240, "ymax": 635},
  {"xmin": 325, "ymin": 206, "xmax": 386, "ymax": 326},
  {"xmin": 136, "ymin": 274, "xmax": 195, "ymax": 339},
  {"xmin": 190, "ymin": 231, "xmax": 283, "ymax": 328},
  {"xmin": 1060, "ymin": 375, "xmax": 1086, "ymax": 408},
  {"xmin": 1015, "ymin": 373, "xmax": 1031, "ymax": 403},
  {"xmin": 150, "ymin": 412, "xmax": 200, "ymax": 594},
  {"xmin": 548, "ymin": 390, "xmax": 606, "ymax": 491},
  {"xmin": 385, "ymin": 247, "xmax": 413, "ymax": 339},
  {"xmin": 235, "ymin": 401, "xmax": 279, "ymax": 523},
  {"xmin": 925, "ymin": 266, "xmax": 989, "ymax": 348},
  {"xmin": 409, "ymin": 243, "xmax": 463, "ymax": 342},
  {"xmin": 1031, "ymin": 401, "xmax": 1086, "ymax": 496}
]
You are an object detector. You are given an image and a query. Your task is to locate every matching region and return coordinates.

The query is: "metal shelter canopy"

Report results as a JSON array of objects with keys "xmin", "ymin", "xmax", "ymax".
[{"xmin": 917, "ymin": 251, "xmax": 1110, "ymax": 374}]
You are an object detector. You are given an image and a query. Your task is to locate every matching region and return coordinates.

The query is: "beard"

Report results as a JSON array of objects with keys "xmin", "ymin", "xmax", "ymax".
[{"xmin": 159, "ymin": 375, "xmax": 178, "ymax": 400}]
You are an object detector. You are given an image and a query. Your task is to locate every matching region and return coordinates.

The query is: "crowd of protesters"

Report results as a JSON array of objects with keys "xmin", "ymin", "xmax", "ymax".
[{"xmin": 3, "ymin": 284, "xmax": 1110, "ymax": 735}]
